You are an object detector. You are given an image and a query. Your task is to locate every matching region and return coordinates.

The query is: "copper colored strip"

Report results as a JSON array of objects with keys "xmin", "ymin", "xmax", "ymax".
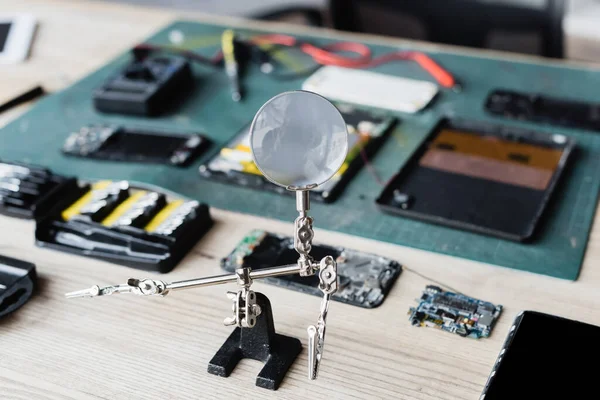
[
  {"xmin": 431, "ymin": 129, "xmax": 563, "ymax": 170},
  {"xmin": 419, "ymin": 148, "xmax": 554, "ymax": 190}
]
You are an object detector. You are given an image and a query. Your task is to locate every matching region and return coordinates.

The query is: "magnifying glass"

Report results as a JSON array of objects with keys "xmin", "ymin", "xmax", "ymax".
[{"xmin": 249, "ymin": 90, "xmax": 349, "ymax": 214}]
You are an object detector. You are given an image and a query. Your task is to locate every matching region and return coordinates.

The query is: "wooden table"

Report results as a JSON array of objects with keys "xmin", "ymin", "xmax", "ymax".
[{"xmin": 1, "ymin": 1, "xmax": 599, "ymax": 399}]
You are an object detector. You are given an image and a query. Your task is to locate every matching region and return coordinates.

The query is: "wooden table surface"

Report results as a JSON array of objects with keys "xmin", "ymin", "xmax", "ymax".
[{"xmin": 1, "ymin": 1, "xmax": 599, "ymax": 399}]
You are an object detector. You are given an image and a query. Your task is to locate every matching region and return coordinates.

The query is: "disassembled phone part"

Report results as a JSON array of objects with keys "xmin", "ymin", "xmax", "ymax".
[
  {"xmin": 0, "ymin": 160, "xmax": 79, "ymax": 220},
  {"xmin": 66, "ymin": 91, "xmax": 349, "ymax": 389},
  {"xmin": 222, "ymin": 229, "xmax": 401, "ymax": 308},
  {"xmin": 200, "ymin": 103, "xmax": 395, "ymax": 202},
  {"xmin": 63, "ymin": 125, "xmax": 210, "ymax": 167},
  {"xmin": 409, "ymin": 285, "xmax": 502, "ymax": 339},
  {"xmin": 0, "ymin": 254, "xmax": 36, "ymax": 319},
  {"xmin": 93, "ymin": 55, "xmax": 193, "ymax": 116},
  {"xmin": 376, "ymin": 118, "xmax": 575, "ymax": 241},
  {"xmin": 37, "ymin": 180, "xmax": 212, "ymax": 273},
  {"xmin": 486, "ymin": 89, "xmax": 600, "ymax": 132}
]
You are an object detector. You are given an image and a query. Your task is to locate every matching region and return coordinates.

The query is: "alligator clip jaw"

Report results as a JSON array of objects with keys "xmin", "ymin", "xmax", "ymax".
[{"xmin": 307, "ymin": 255, "xmax": 338, "ymax": 380}]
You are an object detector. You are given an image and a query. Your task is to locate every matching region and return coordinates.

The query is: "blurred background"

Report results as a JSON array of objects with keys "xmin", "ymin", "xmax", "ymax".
[{"xmin": 96, "ymin": 0, "xmax": 600, "ymax": 62}]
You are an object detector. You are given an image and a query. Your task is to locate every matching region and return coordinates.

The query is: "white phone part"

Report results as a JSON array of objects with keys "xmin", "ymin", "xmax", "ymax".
[
  {"xmin": 0, "ymin": 14, "xmax": 36, "ymax": 64},
  {"xmin": 302, "ymin": 66, "xmax": 439, "ymax": 113}
]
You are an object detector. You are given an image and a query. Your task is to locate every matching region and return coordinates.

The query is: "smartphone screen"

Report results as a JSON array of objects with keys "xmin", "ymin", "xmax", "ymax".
[{"xmin": 482, "ymin": 311, "xmax": 600, "ymax": 399}]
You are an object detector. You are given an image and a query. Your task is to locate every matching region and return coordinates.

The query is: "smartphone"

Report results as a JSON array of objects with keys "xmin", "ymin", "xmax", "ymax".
[
  {"xmin": 0, "ymin": 14, "xmax": 36, "ymax": 64},
  {"xmin": 302, "ymin": 66, "xmax": 438, "ymax": 113},
  {"xmin": 481, "ymin": 311, "xmax": 600, "ymax": 399}
]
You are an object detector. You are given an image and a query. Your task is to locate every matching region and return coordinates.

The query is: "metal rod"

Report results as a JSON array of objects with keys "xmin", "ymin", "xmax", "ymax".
[
  {"xmin": 167, "ymin": 264, "xmax": 301, "ymax": 292},
  {"xmin": 251, "ymin": 264, "xmax": 301, "ymax": 279},
  {"xmin": 296, "ymin": 190, "xmax": 310, "ymax": 216}
]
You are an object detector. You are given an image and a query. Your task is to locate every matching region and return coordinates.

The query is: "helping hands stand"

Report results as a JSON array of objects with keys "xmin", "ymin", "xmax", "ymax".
[
  {"xmin": 66, "ymin": 90, "xmax": 348, "ymax": 390},
  {"xmin": 66, "ymin": 190, "xmax": 339, "ymax": 389}
]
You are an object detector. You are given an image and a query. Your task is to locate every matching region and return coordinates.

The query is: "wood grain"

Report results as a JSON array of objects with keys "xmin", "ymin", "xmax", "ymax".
[{"xmin": 0, "ymin": 1, "xmax": 599, "ymax": 399}]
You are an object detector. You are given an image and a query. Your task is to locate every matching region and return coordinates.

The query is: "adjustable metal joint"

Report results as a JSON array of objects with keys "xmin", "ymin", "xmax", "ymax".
[
  {"xmin": 294, "ymin": 190, "xmax": 317, "ymax": 276},
  {"xmin": 317, "ymin": 256, "xmax": 338, "ymax": 294},
  {"xmin": 224, "ymin": 288, "xmax": 262, "ymax": 328},
  {"xmin": 235, "ymin": 267, "xmax": 252, "ymax": 288},
  {"xmin": 127, "ymin": 278, "xmax": 169, "ymax": 296}
]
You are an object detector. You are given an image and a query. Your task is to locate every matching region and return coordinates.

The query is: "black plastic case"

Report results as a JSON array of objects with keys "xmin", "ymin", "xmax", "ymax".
[
  {"xmin": 35, "ymin": 182, "xmax": 213, "ymax": 273},
  {"xmin": 93, "ymin": 56, "xmax": 193, "ymax": 116}
]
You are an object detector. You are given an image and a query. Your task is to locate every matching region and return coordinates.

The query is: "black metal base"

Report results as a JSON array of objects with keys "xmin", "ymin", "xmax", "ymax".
[{"xmin": 207, "ymin": 292, "xmax": 302, "ymax": 390}]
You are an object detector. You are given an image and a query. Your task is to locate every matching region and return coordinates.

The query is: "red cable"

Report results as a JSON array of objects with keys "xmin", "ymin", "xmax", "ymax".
[
  {"xmin": 251, "ymin": 34, "xmax": 371, "ymax": 67},
  {"xmin": 251, "ymin": 34, "xmax": 456, "ymax": 88},
  {"xmin": 362, "ymin": 51, "xmax": 456, "ymax": 88}
]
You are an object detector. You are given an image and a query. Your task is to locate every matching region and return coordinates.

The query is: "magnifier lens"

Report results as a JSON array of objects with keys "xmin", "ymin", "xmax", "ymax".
[{"xmin": 249, "ymin": 91, "xmax": 349, "ymax": 190}]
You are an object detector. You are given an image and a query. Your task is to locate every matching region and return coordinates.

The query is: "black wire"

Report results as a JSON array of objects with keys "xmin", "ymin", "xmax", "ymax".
[
  {"xmin": 133, "ymin": 45, "xmax": 221, "ymax": 68},
  {"xmin": 401, "ymin": 265, "xmax": 464, "ymax": 295}
]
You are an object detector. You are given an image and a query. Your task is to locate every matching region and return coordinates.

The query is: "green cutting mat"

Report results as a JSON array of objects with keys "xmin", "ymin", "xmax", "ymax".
[{"xmin": 1, "ymin": 21, "xmax": 599, "ymax": 280}]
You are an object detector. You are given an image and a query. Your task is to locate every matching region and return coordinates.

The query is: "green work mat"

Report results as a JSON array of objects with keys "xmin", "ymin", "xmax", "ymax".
[{"xmin": 1, "ymin": 21, "xmax": 599, "ymax": 280}]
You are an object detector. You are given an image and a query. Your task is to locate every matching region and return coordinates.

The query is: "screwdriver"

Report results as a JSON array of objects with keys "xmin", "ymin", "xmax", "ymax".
[{"xmin": 221, "ymin": 29, "xmax": 242, "ymax": 102}]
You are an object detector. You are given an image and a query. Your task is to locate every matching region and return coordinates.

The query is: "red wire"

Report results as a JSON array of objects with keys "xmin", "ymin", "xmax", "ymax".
[
  {"xmin": 251, "ymin": 34, "xmax": 456, "ymax": 88},
  {"xmin": 252, "ymin": 34, "xmax": 371, "ymax": 67}
]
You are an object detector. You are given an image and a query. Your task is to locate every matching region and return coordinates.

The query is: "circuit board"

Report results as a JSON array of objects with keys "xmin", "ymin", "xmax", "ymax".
[
  {"xmin": 200, "ymin": 104, "xmax": 396, "ymax": 202},
  {"xmin": 221, "ymin": 229, "xmax": 402, "ymax": 308},
  {"xmin": 409, "ymin": 285, "xmax": 502, "ymax": 339}
]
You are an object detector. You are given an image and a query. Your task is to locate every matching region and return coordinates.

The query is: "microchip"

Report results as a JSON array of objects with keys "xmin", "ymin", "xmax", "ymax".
[
  {"xmin": 221, "ymin": 229, "xmax": 402, "ymax": 308},
  {"xmin": 409, "ymin": 285, "xmax": 502, "ymax": 338}
]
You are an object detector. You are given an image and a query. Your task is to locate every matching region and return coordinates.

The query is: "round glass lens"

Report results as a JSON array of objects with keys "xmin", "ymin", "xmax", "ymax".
[{"xmin": 249, "ymin": 91, "xmax": 348, "ymax": 189}]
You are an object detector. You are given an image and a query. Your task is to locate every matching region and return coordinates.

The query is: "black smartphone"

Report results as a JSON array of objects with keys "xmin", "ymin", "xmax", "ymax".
[{"xmin": 481, "ymin": 311, "xmax": 600, "ymax": 399}]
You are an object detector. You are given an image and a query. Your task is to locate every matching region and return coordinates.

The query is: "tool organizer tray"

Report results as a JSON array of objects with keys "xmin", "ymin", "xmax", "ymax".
[{"xmin": 1, "ymin": 20, "xmax": 599, "ymax": 280}]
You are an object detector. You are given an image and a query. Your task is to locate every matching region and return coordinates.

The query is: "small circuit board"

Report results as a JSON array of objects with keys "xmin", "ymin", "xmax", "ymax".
[
  {"xmin": 200, "ymin": 104, "xmax": 396, "ymax": 202},
  {"xmin": 409, "ymin": 285, "xmax": 502, "ymax": 338},
  {"xmin": 221, "ymin": 229, "xmax": 402, "ymax": 308}
]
